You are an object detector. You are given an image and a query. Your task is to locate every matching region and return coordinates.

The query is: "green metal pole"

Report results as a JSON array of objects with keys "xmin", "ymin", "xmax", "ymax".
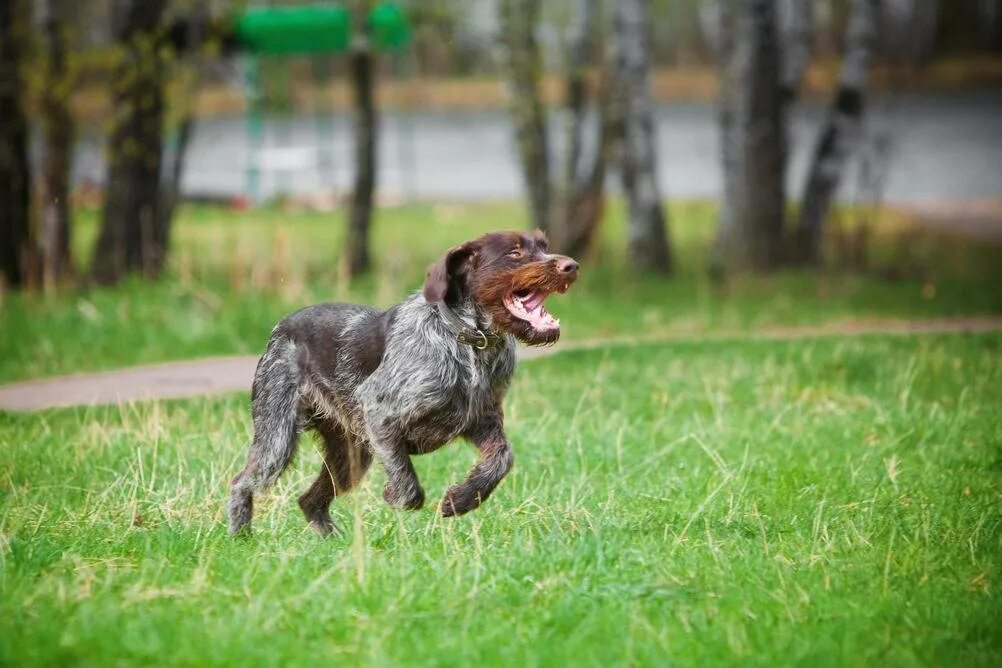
[
  {"xmin": 312, "ymin": 54, "xmax": 336, "ymax": 196},
  {"xmin": 244, "ymin": 55, "xmax": 263, "ymax": 205},
  {"xmin": 393, "ymin": 50, "xmax": 415, "ymax": 202}
]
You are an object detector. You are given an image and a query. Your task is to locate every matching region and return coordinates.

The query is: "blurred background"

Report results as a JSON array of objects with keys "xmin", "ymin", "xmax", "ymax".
[{"xmin": 0, "ymin": 0, "xmax": 1000, "ymax": 381}]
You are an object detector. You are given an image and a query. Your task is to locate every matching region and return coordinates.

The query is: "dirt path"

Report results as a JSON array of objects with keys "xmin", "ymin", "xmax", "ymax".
[
  {"xmin": 898, "ymin": 197, "xmax": 1002, "ymax": 242},
  {"xmin": 1, "ymin": 316, "xmax": 1000, "ymax": 412}
]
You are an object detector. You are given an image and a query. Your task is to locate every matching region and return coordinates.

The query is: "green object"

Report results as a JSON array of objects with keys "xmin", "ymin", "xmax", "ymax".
[
  {"xmin": 234, "ymin": 3, "xmax": 409, "ymax": 55},
  {"xmin": 369, "ymin": 2, "xmax": 410, "ymax": 51},
  {"xmin": 235, "ymin": 6, "xmax": 350, "ymax": 55},
  {"xmin": 243, "ymin": 57, "xmax": 263, "ymax": 203}
]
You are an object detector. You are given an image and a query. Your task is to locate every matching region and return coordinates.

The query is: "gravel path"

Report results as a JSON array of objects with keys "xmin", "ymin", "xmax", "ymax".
[{"xmin": 2, "ymin": 316, "xmax": 1000, "ymax": 412}]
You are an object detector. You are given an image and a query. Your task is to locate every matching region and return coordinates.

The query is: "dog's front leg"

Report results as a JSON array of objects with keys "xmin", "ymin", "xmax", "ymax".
[
  {"xmin": 368, "ymin": 431, "xmax": 425, "ymax": 510},
  {"xmin": 442, "ymin": 413, "xmax": 514, "ymax": 517}
]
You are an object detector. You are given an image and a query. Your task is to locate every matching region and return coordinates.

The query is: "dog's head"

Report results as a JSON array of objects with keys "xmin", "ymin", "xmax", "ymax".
[{"xmin": 423, "ymin": 230, "xmax": 579, "ymax": 345}]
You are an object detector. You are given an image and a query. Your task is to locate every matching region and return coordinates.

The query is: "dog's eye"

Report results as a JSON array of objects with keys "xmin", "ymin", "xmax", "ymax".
[{"xmin": 508, "ymin": 248, "xmax": 523, "ymax": 259}]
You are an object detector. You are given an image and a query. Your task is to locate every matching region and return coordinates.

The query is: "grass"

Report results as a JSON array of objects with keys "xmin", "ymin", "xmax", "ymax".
[
  {"xmin": 1, "ymin": 200, "xmax": 999, "ymax": 383},
  {"xmin": 1, "ymin": 333, "xmax": 1000, "ymax": 665}
]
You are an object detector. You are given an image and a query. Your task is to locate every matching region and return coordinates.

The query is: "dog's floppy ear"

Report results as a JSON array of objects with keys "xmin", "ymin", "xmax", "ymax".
[{"xmin": 423, "ymin": 242, "xmax": 478, "ymax": 303}]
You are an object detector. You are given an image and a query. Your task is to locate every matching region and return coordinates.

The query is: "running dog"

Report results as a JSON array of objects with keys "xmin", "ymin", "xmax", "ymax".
[{"xmin": 228, "ymin": 230, "xmax": 579, "ymax": 535}]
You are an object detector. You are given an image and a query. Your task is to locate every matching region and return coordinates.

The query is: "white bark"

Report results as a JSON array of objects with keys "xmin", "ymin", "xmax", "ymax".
[
  {"xmin": 795, "ymin": 0, "xmax": 879, "ymax": 264},
  {"xmin": 779, "ymin": 0, "xmax": 813, "ymax": 97},
  {"xmin": 556, "ymin": 0, "xmax": 608, "ymax": 256},
  {"xmin": 501, "ymin": 0, "xmax": 551, "ymax": 232},
  {"xmin": 613, "ymin": 0, "xmax": 672, "ymax": 274}
]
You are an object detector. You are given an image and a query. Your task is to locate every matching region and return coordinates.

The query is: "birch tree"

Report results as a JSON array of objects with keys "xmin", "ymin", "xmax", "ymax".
[
  {"xmin": 554, "ymin": 0, "xmax": 610, "ymax": 257},
  {"xmin": 779, "ymin": 0, "xmax": 813, "ymax": 105},
  {"xmin": 712, "ymin": 0, "xmax": 786, "ymax": 273},
  {"xmin": 500, "ymin": 0, "xmax": 551, "ymax": 233},
  {"xmin": 612, "ymin": 0, "xmax": 672, "ymax": 274},
  {"xmin": 794, "ymin": 0, "xmax": 879, "ymax": 265},
  {"xmin": 500, "ymin": 0, "xmax": 610, "ymax": 257}
]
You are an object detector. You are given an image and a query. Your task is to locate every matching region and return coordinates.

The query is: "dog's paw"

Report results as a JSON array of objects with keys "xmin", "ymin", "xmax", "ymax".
[
  {"xmin": 306, "ymin": 515, "xmax": 341, "ymax": 539},
  {"xmin": 440, "ymin": 484, "xmax": 483, "ymax": 517},
  {"xmin": 383, "ymin": 482, "xmax": 425, "ymax": 510}
]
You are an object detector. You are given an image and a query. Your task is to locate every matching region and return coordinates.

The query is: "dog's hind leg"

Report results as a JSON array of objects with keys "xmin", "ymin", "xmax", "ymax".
[
  {"xmin": 229, "ymin": 338, "xmax": 303, "ymax": 535},
  {"xmin": 298, "ymin": 421, "xmax": 373, "ymax": 537}
]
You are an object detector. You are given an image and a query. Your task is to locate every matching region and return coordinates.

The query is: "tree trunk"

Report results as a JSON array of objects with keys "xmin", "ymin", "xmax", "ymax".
[
  {"xmin": 91, "ymin": 0, "xmax": 169, "ymax": 284},
  {"xmin": 711, "ymin": 0, "xmax": 786, "ymax": 274},
  {"xmin": 794, "ymin": 0, "xmax": 878, "ymax": 265},
  {"xmin": 779, "ymin": 0, "xmax": 813, "ymax": 105},
  {"xmin": 155, "ymin": 114, "xmax": 193, "ymax": 272},
  {"xmin": 155, "ymin": 9, "xmax": 206, "ymax": 273},
  {"xmin": 555, "ymin": 0, "xmax": 609, "ymax": 258},
  {"xmin": 908, "ymin": 0, "xmax": 938, "ymax": 64},
  {"xmin": 0, "ymin": 0, "xmax": 32, "ymax": 289},
  {"xmin": 500, "ymin": 0, "xmax": 551, "ymax": 233},
  {"xmin": 560, "ymin": 86, "xmax": 612, "ymax": 259},
  {"xmin": 612, "ymin": 0, "xmax": 672, "ymax": 274},
  {"xmin": 975, "ymin": 0, "xmax": 1002, "ymax": 49},
  {"xmin": 344, "ymin": 44, "xmax": 377, "ymax": 278},
  {"xmin": 40, "ymin": 0, "xmax": 75, "ymax": 288}
]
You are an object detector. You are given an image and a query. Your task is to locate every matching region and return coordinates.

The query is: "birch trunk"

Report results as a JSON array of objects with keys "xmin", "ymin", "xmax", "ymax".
[
  {"xmin": 712, "ymin": 0, "xmax": 786, "ymax": 273},
  {"xmin": 794, "ymin": 0, "xmax": 879, "ymax": 265},
  {"xmin": 613, "ymin": 0, "xmax": 672, "ymax": 274},
  {"xmin": 500, "ymin": 0, "xmax": 550, "ymax": 233},
  {"xmin": 556, "ymin": 0, "xmax": 609, "ymax": 257},
  {"xmin": 779, "ymin": 0, "xmax": 813, "ymax": 104}
]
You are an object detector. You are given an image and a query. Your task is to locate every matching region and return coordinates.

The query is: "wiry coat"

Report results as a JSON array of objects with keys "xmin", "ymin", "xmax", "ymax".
[{"xmin": 228, "ymin": 230, "xmax": 577, "ymax": 536}]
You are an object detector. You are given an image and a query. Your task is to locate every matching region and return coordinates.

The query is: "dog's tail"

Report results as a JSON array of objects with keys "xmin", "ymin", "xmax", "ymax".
[{"xmin": 229, "ymin": 337, "xmax": 303, "ymax": 535}]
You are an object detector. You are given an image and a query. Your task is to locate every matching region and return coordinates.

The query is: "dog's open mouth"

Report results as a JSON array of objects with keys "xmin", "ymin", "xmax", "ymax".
[{"xmin": 502, "ymin": 285, "xmax": 568, "ymax": 332}]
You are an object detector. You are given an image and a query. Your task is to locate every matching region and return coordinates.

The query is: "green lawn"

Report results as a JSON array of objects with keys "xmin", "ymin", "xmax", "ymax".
[
  {"xmin": 1, "ymin": 333, "xmax": 999, "ymax": 665},
  {"xmin": 1, "ymin": 200, "xmax": 999, "ymax": 383}
]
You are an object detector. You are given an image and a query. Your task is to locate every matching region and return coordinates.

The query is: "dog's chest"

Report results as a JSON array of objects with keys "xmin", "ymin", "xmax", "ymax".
[
  {"xmin": 423, "ymin": 352, "xmax": 508, "ymax": 433},
  {"xmin": 359, "ymin": 338, "xmax": 515, "ymax": 450}
]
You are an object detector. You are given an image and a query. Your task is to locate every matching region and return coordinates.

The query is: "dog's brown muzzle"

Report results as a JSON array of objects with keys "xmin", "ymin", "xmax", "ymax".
[{"xmin": 501, "ymin": 255, "xmax": 579, "ymax": 333}]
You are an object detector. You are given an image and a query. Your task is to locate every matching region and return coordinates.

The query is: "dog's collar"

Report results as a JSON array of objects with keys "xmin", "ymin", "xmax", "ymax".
[{"xmin": 436, "ymin": 302, "xmax": 506, "ymax": 350}]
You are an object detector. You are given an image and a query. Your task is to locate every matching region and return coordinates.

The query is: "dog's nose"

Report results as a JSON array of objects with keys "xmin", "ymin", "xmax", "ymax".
[{"xmin": 556, "ymin": 257, "xmax": 579, "ymax": 275}]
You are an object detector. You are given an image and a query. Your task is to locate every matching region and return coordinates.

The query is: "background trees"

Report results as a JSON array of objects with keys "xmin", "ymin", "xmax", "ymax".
[
  {"xmin": 612, "ymin": 0, "xmax": 673, "ymax": 274},
  {"xmin": 712, "ymin": 0, "xmax": 786, "ymax": 273},
  {"xmin": 39, "ymin": 0, "xmax": 75, "ymax": 288},
  {"xmin": 501, "ymin": 0, "xmax": 670, "ymax": 269},
  {"xmin": 0, "ymin": 0, "xmax": 32, "ymax": 288},
  {"xmin": 794, "ymin": 0, "xmax": 880, "ymax": 265},
  {"xmin": 0, "ymin": 0, "xmax": 997, "ymax": 292},
  {"xmin": 500, "ymin": 0, "xmax": 551, "ymax": 236},
  {"xmin": 710, "ymin": 0, "xmax": 883, "ymax": 274},
  {"xmin": 91, "ymin": 0, "xmax": 171, "ymax": 284},
  {"xmin": 499, "ymin": 0, "xmax": 611, "ymax": 258}
]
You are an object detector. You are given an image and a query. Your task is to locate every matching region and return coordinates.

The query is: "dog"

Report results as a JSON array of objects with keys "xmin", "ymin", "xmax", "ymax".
[{"xmin": 228, "ymin": 230, "xmax": 579, "ymax": 535}]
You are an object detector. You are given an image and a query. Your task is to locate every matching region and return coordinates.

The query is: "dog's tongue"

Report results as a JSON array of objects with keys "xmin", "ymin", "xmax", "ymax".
[{"xmin": 523, "ymin": 291, "xmax": 547, "ymax": 310}]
